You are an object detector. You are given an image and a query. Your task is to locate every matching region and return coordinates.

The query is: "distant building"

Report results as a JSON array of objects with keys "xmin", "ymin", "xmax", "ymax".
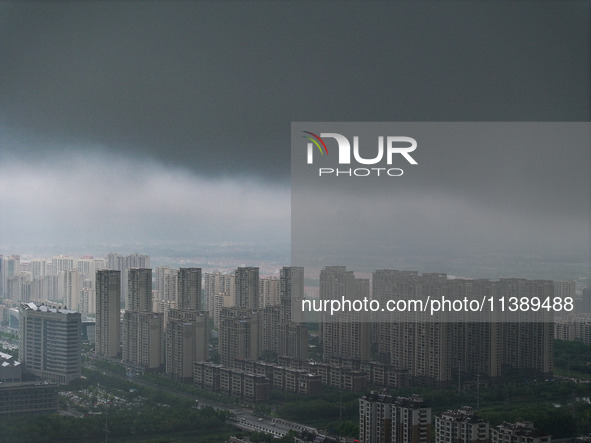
[
  {"xmin": 79, "ymin": 286, "xmax": 95, "ymax": 315},
  {"xmin": 372, "ymin": 271, "xmax": 554, "ymax": 384},
  {"xmin": 554, "ymin": 313, "xmax": 591, "ymax": 345},
  {"xmin": 278, "ymin": 266, "xmax": 308, "ymax": 360},
  {"xmin": 259, "ymin": 276, "xmax": 279, "ymax": 308},
  {"xmin": 211, "ymin": 291, "xmax": 235, "ymax": 330},
  {"xmin": 359, "ymin": 392, "xmax": 431, "ymax": 443},
  {"xmin": 321, "ymin": 266, "xmax": 371, "ymax": 362},
  {"xmin": 19, "ymin": 302, "xmax": 81, "ymax": 384},
  {"xmin": 435, "ymin": 407, "xmax": 489, "ymax": 443},
  {"xmin": 177, "ymin": 268, "xmax": 202, "ymax": 310},
  {"xmin": 105, "ymin": 252, "xmax": 150, "ymax": 309},
  {"xmin": 554, "ymin": 280, "xmax": 576, "ymax": 300},
  {"xmin": 0, "ymin": 255, "xmax": 20, "ymax": 299},
  {"xmin": 490, "ymin": 422, "xmax": 550, "ymax": 443},
  {"xmin": 235, "ymin": 267, "xmax": 259, "ymax": 310},
  {"xmin": 51, "ymin": 255, "xmax": 74, "ymax": 274},
  {"xmin": 154, "ymin": 266, "xmax": 178, "ymax": 302},
  {"xmin": 260, "ymin": 304, "xmax": 281, "ymax": 354},
  {"xmin": 6, "ymin": 272, "xmax": 31, "ymax": 302},
  {"xmin": 204, "ymin": 272, "xmax": 235, "ymax": 316},
  {"xmin": 62, "ymin": 269, "xmax": 79, "ymax": 311}
]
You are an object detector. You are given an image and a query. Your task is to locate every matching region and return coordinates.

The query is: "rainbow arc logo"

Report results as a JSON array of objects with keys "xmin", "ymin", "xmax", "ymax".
[{"xmin": 302, "ymin": 131, "xmax": 328, "ymax": 156}]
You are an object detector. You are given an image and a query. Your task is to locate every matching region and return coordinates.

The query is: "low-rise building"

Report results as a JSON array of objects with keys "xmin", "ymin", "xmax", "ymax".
[
  {"xmin": 0, "ymin": 382, "xmax": 58, "ymax": 416},
  {"xmin": 490, "ymin": 421, "xmax": 550, "ymax": 443},
  {"xmin": 435, "ymin": 407, "xmax": 489, "ymax": 443},
  {"xmin": 193, "ymin": 362, "xmax": 270, "ymax": 402}
]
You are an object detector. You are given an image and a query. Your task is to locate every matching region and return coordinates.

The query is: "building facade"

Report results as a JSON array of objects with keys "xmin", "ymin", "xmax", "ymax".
[
  {"xmin": 95, "ymin": 270, "xmax": 121, "ymax": 358},
  {"xmin": 19, "ymin": 302, "xmax": 81, "ymax": 384},
  {"xmin": 359, "ymin": 392, "xmax": 432, "ymax": 443},
  {"xmin": 166, "ymin": 309, "xmax": 208, "ymax": 380},
  {"xmin": 235, "ymin": 267, "xmax": 259, "ymax": 310},
  {"xmin": 490, "ymin": 422, "xmax": 550, "ymax": 443},
  {"xmin": 321, "ymin": 266, "xmax": 371, "ymax": 362},
  {"xmin": 435, "ymin": 407, "xmax": 489, "ymax": 443}
]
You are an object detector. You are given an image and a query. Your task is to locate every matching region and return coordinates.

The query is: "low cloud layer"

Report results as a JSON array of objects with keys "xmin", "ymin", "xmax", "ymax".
[{"xmin": 0, "ymin": 143, "xmax": 290, "ymax": 253}]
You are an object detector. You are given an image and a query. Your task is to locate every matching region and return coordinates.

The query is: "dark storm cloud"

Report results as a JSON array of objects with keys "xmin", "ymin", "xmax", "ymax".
[
  {"xmin": 0, "ymin": 2, "xmax": 588, "ymax": 181},
  {"xmin": 0, "ymin": 2, "xmax": 589, "ymax": 269},
  {"xmin": 291, "ymin": 123, "xmax": 590, "ymax": 274}
]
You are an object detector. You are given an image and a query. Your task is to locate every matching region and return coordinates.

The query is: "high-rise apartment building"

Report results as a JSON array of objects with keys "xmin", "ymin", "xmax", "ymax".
[
  {"xmin": 235, "ymin": 267, "xmax": 259, "ymax": 310},
  {"xmin": 204, "ymin": 272, "xmax": 235, "ymax": 329},
  {"xmin": 166, "ymin": 309, "xmax": 208, "ymax": 380},
  {"xmin": 51, "ymin": 255, "xmax": 74, "ymax": 274},
  {"xmin": 122, "ymin": 268, "xmax": 164, "ymax": 370},
  {"xmin": 62, "ymin": 269, "xmax": 79, "ymax": 311},
  {"xmin": 29, "ymin": 259, "xmax": 47, "ymax": 278},
  {"xmin": 372, "ymin": 271, "xmax": 554, "ymax": 384},
  {"xmin": 79, "ymin": 286, "xmax": 95, "ymax": 316},
  {"xmin": 155, "ymin": 266, "xmax": 178, "ymax": 302},
  {"xmin": 6, "ymin": 272, "xmax": 31, "ymax": 302},
  {"xmin": 217, "ymin": 267, "xmax": 263, "ymax": 368},
  {"xmin": 260, "ymin": 305, "xmax": 281, "ymax": 354},
  {"xmin": 127, "ymin": 268, "xmax": 152, "ymax": 312},
  {"xmin": 122, "ymin": 311, "xmax": 164, "ymax": 370},
  {"xmin": 77, "ymin": 256, "xmax": 101, "ymax": 294},
  {"xmin": 259, "ymin": 276, "xmax": 279, "ymax": 308},
  {"xmin": 211, "ymin": 292, "xmax": 235, "ymax": 330},
  {"xmin": 280, "ymin": 266, "xmax": 303, "ymax": 324},
  {"xmin": 96, "ymin": 270, "xmax": 121, "ymax": 358},
  {"xmin": 553, "ymin": 280, "xmax": 575, "ymax": 300},
  {"xmin": 164, "ymin": 267, "xmax": 207, "ymax": 379},
  {"xmin": 204, "ymin": 272, "xmax": 235, "ymax": 314},
  {"xmin": 320, "ymin": 266, "xmax": 371, "ymax": 362},
  {"xmin": 359, "ymin": 392, "xmax": 432, "ymax": 443},
  {"xmin": 278, "ymin": 266, "xmax": 308, "ymax": 360},
  {"xmin": 278, "ymin": 322, "xmax": 309, "ymax": 360},
  {"xmin": 219, "ymin": 307, "xmax": 260, "ymax": 367},
  {"xmin": 105, "ymin": 252, "xmax": 150, "ymax": 308},
  {"xmin": 177, "ymin": 268, "xmax": 202, "ymax": 310},
  {"xmin": 1, "ymin": 255, "xmax": 20, "ymax": 299},
  {"xmin": 19, "ymin": 302, "xmax": 81, "ymax": 384}
]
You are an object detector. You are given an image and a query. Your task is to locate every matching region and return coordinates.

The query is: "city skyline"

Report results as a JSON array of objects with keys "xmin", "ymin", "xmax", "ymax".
[{"xmin": 1, "ymin": 3, "xmax": 590, "ymax": 441}]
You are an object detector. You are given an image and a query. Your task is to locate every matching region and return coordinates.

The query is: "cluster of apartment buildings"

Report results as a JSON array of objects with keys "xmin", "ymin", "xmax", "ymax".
[
  {"xmin": 321, "ymin": 268, "xmax": 558, "ymax": 385},
  {"xmin": 98, "ymin": 267, "xmax": 209, "ymax": 379},
  {"xmin": 359, "ymin": 393, "xmax": 551, "ymax": 443},
  {"xmin": 2, "ymin": 253, "xmax": 587, "ymax": 427},
  {"xmin": 194, "ymin": 359, "xmax": 323, "ymax": 402},
  {"xmin": 0, "ymin": 253, "xmax": 150, "ymax": 316}
]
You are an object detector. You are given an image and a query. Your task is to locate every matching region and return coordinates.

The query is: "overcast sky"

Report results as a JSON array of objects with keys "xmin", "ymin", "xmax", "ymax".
[{"xmin": 0, "ymin": 2, "xmax": 589, "ymax": 275}]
